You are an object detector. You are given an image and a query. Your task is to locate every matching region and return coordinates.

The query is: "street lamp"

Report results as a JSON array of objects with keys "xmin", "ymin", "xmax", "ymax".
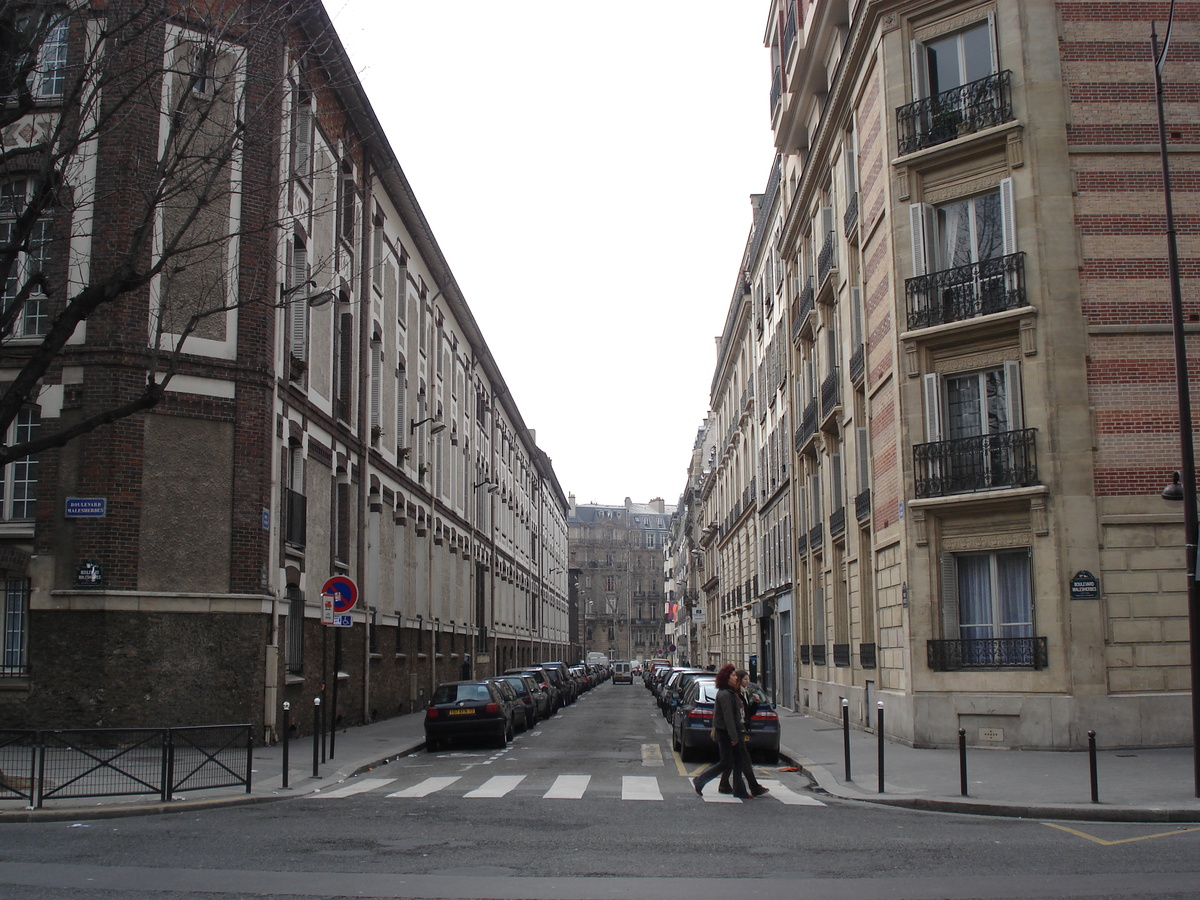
[
  {"xmin": 411, "ymin": 416, "xmax": 445, "ymax": 435},
  {"xmin": 1152, "ymin": 7, "xmax": 1200, "ymax": 797}
]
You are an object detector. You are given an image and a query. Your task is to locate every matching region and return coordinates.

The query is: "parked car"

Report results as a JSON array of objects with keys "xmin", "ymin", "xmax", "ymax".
[
  {"xmin": 662, "ymin": 669, "xmax": 711, "ymax": 721},
  {"xmin": 670, "ymin": 677, "xmax": 780, "ymax": 763},
  {"xmin": 495, "ymin": 674, "xmax": 538, "ymax": 730},
  {"xmin": 517, "ymin": 672, "xmax": 551, "ymax": 719},
  {"xmin": 612, "ymin": 661, "xmax": 633, "ymax": 684},
  {"xmin": 509, "ymin": 666, "xmax": 562, "ymax": 713},
  {"xmin": 537, "ymin": 661, "xmax": 578, "ymax": 704},
  {"xmin": 424, "ymin": 680, "xmax": 517, "ymax": 751},
  {"xmin": 569, "ymin": 664, "xmax": 590, "ymax": 692}
]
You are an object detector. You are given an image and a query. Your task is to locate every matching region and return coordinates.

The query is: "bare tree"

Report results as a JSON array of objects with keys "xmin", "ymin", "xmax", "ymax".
[{"xmin": 0, "ymin": 0, "xmax": 338, "ymax": 467}]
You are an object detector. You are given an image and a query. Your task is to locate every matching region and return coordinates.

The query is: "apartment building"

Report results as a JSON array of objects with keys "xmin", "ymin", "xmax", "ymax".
[
  {"xmin": 753, "ymin": 0, "xmax": 1200, "ymax": 749},
  {"xmin": 0, "ymin": 0, "xmax": 567, "ymax": 740},
  {"xmin": 568, "ymin": 497, "xmax": 673, "ymax": 663}
]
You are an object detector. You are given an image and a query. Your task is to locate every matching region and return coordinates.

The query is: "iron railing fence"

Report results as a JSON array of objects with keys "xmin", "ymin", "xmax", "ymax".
[
  {"xmin": 906, "ymin": 251, "xmax": 1027, "ymax": 331},
  {"xmin": 0, "ymin": 725, "xmax": 251, "ymax": 808},
  {"xmin": 844, "ymin": 191, "xmax": 859, "ymax": 237},
  {"xmin": 913, "ymin": 427, "xmax": 1038, "ymax": 498},
  {"xmin": 928, "ymin": 637, "xmax": 1048, "ymax": 671},
  {"xmin": 896, "ymin": 70, "xmax": 1014, "ymax": 155}
]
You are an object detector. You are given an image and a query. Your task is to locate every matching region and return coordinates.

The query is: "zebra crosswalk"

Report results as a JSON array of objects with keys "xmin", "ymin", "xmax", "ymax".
[{"xmin": 308, "ymin": 773, "xmax": 826, "ymax": 805}]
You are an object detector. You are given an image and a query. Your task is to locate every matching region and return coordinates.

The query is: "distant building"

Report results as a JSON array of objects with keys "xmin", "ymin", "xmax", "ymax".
[{"xmin": 568, "ymin": 497, "xmax": 675, "ymax": 663}]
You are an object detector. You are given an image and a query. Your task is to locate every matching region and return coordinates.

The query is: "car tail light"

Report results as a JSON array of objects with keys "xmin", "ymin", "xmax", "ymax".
[
  {"xmin": 752, "ymin": 709, "xmax": 778, "ymax": 722},
  {"xmin": 687, "ymin": 708, "xmax": 713, "ymax": 722},
  {"xmin": 484, "ymin": 702, "xmax": 500, "ymax": 713},
  {"xmin": 426, "ymin": 707, "xmax": 439, "ymax": 718}
]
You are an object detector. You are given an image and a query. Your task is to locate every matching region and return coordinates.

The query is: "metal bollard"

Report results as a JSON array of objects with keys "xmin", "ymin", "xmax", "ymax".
[
  {"xmin": 877, "ymin": 701, "xmax": 885, "ymax": 794},
  {"xmin": 1088, "ymin": 730, "xmax": 1099, "ymax": 803},
  {"xmin": 959, "ymin": 728, "xmax": 968, "ymax": 796},
  {"xmin": 842, "ymin": 698, "xmax": 852, "ymax": 782},
  {"xmin": 312, "ymin": 697, "xmax": 321, "ymax": 778},
  {"xmin": 282, "ymin": 702, "xmax": 291, "ymax": 789}
]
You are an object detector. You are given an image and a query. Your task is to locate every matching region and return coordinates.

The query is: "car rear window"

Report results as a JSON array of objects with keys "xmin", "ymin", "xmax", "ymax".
[
  {"xmin": 697, "ymin": 681, "xmax": 719, "ymax": 702},
  {"xmin": 433, "ymin": 683, "xmax": 491, "ymax": 704}
]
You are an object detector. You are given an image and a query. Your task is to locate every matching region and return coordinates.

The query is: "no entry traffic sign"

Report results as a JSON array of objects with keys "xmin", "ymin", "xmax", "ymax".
[{"xmin": 322, "ymin": 575, "xmax": 359, "ymax": 614}]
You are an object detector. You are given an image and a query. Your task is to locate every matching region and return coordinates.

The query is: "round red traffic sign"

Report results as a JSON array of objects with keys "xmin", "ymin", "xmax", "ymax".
[{"xmin": 322, "ymin": 575, "xmax": 358, "ymax": 613}]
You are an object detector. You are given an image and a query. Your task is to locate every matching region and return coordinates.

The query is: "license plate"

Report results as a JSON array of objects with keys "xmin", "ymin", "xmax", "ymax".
[{"xmin": 448, "ymin": 708, "xmax": 475, "ymax": 716}]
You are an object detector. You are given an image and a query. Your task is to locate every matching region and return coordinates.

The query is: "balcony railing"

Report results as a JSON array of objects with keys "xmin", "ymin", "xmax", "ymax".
[
  {"xmin": 927, "ymin": 636, "xmax": 1048, "ymax": 670},
  {"xmin": 808, "ymin": 522, "xmax": 823, "ymax": 549},
  {"xmin": 855, "ymin": 488, "xmax": 872, "ymax": 522},
  {"xmin": 782, "ymin": 2, "xmax": 797, "ymax": 62},
  {"xmin": 799, "ymin": 644, "xmax": 811, "ymax": 665},
  {"xmin": 906, "ymin": 251, "xmax": 1027, "ymax": 331},
  {"xmin": 795, "ymin": 277, "xmax": 815, "ymax": 335},
  {"xmin": 812, "ymin": 643, "xmax": 827, "ymax": 666},
  {"xmin": 770, "ymin": 65, "xmax": 782, "ymax": 115},
  {"xmin": 843, "ymin": 191, "xmax": 859, "ymax": 237},
  {"xmin": 833, "ymin": 643, "xmax": 851, "ymax": 667},
  {"xmin": 817, "ymin": 231, "xmax": 837, "ymax": 286},
  {"xmin": 913, "ymin": 427, "xmax": 1038, "ymax": 499},
  {"xmin": 896, "ymin": 70, "xmax": 1015, "ymax": 155},
  {"xmin": 821, "ymin": 368, "xmax": 840, "ymax": 422},
  {"xmin": 830, "ymin": 506, "xmax": 846, "ymax": 539},
  {"xmin": 849, "ymin": 343, "xmax": 865, "ymax": 384},
  {"xmin": 795, "ymin": 398, "xmax": 818, "ymax": 452},
  {"xmin": 860, "ymin": 642, "xmax": 878, "ymax": 669}
]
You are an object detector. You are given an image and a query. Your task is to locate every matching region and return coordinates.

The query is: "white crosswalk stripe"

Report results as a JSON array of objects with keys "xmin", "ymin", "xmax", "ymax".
[
  {"xmin": 621, "ymin": 775, "xmax": 663, "ymax": 801},
  {"xmin": 543, "ymin": 774, "xmax": 590, "ymax": 799},
  {"xmin": 464, "ymin": 775, "xmax": 526, "ymax": 798},
  {"xmin": 308, "ymin": 773, "xmax": 826, "ymax": 806},
  {"xmin": 386, "ymin": 776, "xmax": 460, "ymax": 798},
  {"xmin": 312, "ymin": 778, "xmax": 396, "ymax": 799}
]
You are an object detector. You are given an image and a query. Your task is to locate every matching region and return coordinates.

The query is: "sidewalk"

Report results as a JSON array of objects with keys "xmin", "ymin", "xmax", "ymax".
[
  {"xmin": 4, "ymin": 700, "xmax": 1200, "ymax": 823},
  {"xmin": 776, "ymin": 707, "xmax": 1200, "ymax": 823}
]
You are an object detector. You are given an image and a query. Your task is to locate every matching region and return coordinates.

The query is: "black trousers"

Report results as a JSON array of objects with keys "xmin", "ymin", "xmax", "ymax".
[
  {"xmin": 720, "ymin": 738, "xmax": 762, "ymax": 792},
  {"xmin": 694, "ymin": 733, "xmax": 747, "ymax": 797}
]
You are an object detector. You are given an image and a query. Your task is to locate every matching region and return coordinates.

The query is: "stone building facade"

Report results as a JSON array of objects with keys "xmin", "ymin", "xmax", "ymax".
[
  {"xmin": 0, "ymin": 0, "xmax": 567, "ymax": 741},
  {"xmin": 670, "ymin": 0, "xmax": 1198, "ymax": 750}
]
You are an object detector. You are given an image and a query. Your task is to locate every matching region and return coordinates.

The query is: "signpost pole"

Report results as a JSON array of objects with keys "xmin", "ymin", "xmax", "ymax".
[{"xmin": 330, "ymin": 628, "xmax": 341, "ymax": 759}]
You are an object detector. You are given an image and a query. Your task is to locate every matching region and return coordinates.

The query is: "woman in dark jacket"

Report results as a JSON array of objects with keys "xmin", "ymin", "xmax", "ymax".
[
  {"xmin": 691, "ymin": 664, "xmax": 749, "ymax": 799},
  {"xmin": 719, "ymin": 669, "xmax": 769, "ymax": 796}
]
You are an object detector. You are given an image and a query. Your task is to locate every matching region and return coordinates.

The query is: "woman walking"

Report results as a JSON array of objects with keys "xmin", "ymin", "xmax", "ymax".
[
  {"xmin": 719, "ymin": 669, "xmax": 769, "ymax": 797},
  {"xmin": 691, "ymin": 664, "xmax": 750, "ymax": 799}
]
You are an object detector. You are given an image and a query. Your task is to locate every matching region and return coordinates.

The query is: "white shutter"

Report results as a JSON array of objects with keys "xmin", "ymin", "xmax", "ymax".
[
  {"xmin": 845, "ymin": 144, "xmax": 857, "ymax": 194},
  {"xmin": 911, "ymin": 39, "xmax": 928, "ymax": 99},
  {"xmin": 940, "ymin": 552, "xmax": 960, "ymax": 640},
  {"xmin": 987, "ymin": 10, "xmax": 999, "ymax": 74},
  {"xmin": 850, "ymin": 286, "xmax": 863, "ymax": 346},
  {"xmin": 1003, "ymin": 359, "xmax": 1023, "ymax": 430},
  {"xmin": 923, "ymin": 373, "xmax": 944, "ymax": 441},
  {"xmin": 909, "ymin": 203, "xmax": 932, "ymax": 276},
  {"xmin": 820, "ymin": 205, "xmax": 834, "ymax": 241},
  {"xmin": 999, "ymin": 177, "xmax": 1017, "ymax": 256},
  {"xmin": 289, "ymin": 242, "xmax": 308, "ymax": 360},
  {"xmin": 396, "ymin": 367, "xmax": 407, "ymax": 449},
  {"xmin": 370, "ymin": 345, "xmax": 382, "ymax": 429}
]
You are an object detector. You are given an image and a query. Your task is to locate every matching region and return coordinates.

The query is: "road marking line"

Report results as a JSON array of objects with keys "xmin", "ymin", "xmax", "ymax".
[
  {"xmin": 311, "ymin": 778, "xmax": 396, "ymax": 799},
  {"xmin": 386, "ymin": 776, "xmax": 460, "ymax": 798},
  {"xmin": 641, "ymin": 743, "xmax": 664, "ymax": 766},
  {"xmin": 544, "ymin": 774, "xmax": 590, "ymax": 799},
  {"xmin": 622, "ymin": 775, "xmax": 663, "ymax": 801},
  {"xmin": 464, "ymin": 775, "xmax": 526, "ymax": 798},
  {"xmin": 759, "ymin": 780, "xmax": 826, "ymax": 806},
  {"xmin": 1043, "ymin": 823, "xmax": 1200, "ymax": 845}
]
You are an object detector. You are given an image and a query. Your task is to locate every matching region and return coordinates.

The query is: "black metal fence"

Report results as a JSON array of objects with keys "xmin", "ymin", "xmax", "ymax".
[
  {"xmin": 0, "ymin": 725, "xmax": 252, "ymax": 808},
  {"xmin": 928, "ymin": 637, "xmax": 1049, "ymax": 671},
  {"xmin": 913, "ymin": 427, "xmax": 1039, "ymax": 498},
  {"xmin": 896, "ymin": 70, "xmax": 1014, "ymax": 155}
]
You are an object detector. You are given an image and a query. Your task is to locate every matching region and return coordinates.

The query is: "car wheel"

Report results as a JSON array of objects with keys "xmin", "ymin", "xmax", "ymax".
[
  {"xmin": 505, "ymin": 720, "xmax": 515, "ymax": 743},
  {"xmin": 426, "ymin": 738, "xmax": 439, "ymax": 753},
  {"xmin": 765, "ymin": 749, "xmax": 780, "ymax": 765},
  {"xmin": 680, "ymin": 741, "xmax": 696, "ymax": 763},
  {"xmin": 672, "ymin": 731, "xmax": 681, "ymax": 753}
]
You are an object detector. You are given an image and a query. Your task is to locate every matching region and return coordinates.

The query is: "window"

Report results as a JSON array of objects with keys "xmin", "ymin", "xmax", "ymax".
[
  {"xmin": 1, "ymin": 179, "xmax": 52, "ymax": 337},
  {"xmin": 291, "ymin": 84, "xmax": 312, "ymax": 180},
  {"xmin": 287, "ymin": 235, "xmax": 308, "ymax": 364},
  {"xmin": 0, "ymin": 8, "xmax": 68, "ymax": 99},
  {"xmin": 284, "ymin": 586, "xmax": 304, "ymax": 675},
  {"xmin": 915, "ymin": 19, "xmax": 994, "ymax": 100},
  {"xmin": 954, "ymin": 551, "xmax": 1032, "ymax": 642},
  {"xmin": 2, "ymin": 577, "xmax": 28, "ymax": 677},
  {"xmin": 284, "ymin": 443, "xmax": 305, "ymax": 546},
  {"xmin": 1, "ymin": 408, "xmax": 38, "ymax": 520}
]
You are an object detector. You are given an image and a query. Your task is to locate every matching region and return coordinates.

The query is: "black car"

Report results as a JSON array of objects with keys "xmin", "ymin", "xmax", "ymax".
[
  {"xmin": 424, "ymin": 680, "xmax": 517, "ymax": 751},
  {"xmin": 495, "ymin": 674, "xmax": 538, "ymax": 730}
]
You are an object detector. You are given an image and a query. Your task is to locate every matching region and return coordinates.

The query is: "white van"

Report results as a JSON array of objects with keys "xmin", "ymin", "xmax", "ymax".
[{"xmin": 612, "ymin": 661, "xmax": 633, "ymax": 684}]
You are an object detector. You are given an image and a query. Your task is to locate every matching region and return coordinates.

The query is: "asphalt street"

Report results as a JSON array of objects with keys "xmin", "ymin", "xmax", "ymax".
[{"xmin": 3, "ymin": 683, "xmax": 1200, "ymax": 899}]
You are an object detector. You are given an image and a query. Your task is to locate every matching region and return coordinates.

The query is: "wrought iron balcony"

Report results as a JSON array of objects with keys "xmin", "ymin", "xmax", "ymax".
[
  {"xmin": 794, "ymin": 277, "xmax": 815, "ymax": 338},
  {"xmin": 849, "ymin": 342, "xmax": 865, "ymax": 384},
  {"xmin": 821, "ymin": 368, "xmax": 840, "ymax": 423},
  {"xmin": 811, "ymin": 643, "xmax": 827, "ymax": 666},
  {"xmin": 906, "ymin": 251, "xmax": 1027, "ymax": 331},
  {"xmin": 859, "ymin": 642, "xmax": 877, "ymax": 669},
  {"xmin": 795, "ymin": 399, "xmax": 818, "ymax": 452},
  {"xmin": 896, "ymin": 70, "xmax": 1015, "ymax": 155},
  {"xmin": 927, "ymin": 636, "xmax": 1048, "ymax": 670},
  {"xmin": 796, "ymin": 532, "xmax": 808, "ymax": 555},
  {"xmin": 799, "ymin": 644, "xmax": 811, "ymax": 665},
  {"xmin": 782, "ymin": 2, "xmax": 797, "ymax": 62},
  {"xmin": 830, "ymin": 506, "xmax": 846, "ymax": 539},
  {"xmin": 817, "ymin": 231, "xmax": 837, "ymax": 286},
  {"xmin": 855, "ymin": 488, "xmax": 872, "ymax": 523},
  {"xmin": 844, "ymin": 191, "xmax": 859, "ymax": 237},
  {"xmin": 913, "ymin": 427, "xmax": 1038, "ymax": 499},
  {"xmin": 833, "ymin": 643, "xmax": 851, "ymax": 667},
  {"xmin": 770, "ymin": 65, "xmax": 782, "ymax": 116},
  {"xmin": 808, "ymin": 522, "xmax": 823, "ymax": 549}
]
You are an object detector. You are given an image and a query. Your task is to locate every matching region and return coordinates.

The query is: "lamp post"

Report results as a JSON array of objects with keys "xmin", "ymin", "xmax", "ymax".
[{"xmin": 1152, "ymin": 10, "xmax": 1200, "ymax": 798}]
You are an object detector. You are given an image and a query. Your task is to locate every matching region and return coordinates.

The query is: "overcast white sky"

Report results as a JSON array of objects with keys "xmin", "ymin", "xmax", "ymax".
[{"xmin": 328, "ymin": 2, "xmax": 777, "ymax": 508}]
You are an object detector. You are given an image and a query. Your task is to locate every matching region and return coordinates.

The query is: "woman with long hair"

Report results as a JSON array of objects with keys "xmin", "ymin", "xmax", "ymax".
[{"xmin": 691, "ymin": 663, "xmax": 749, "ymax": 799}]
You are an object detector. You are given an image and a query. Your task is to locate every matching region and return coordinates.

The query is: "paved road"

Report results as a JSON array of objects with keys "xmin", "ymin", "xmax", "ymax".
[{"xmin": 3, "ymin": 683, "xmax": 1200, "ymax": 899}]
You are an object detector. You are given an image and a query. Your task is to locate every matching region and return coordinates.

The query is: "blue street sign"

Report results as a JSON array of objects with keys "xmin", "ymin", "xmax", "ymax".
[
  {"xmin": 65, "ymin": 497, "xmax": 107, "ymax": 518},
  {"xmin": 331, "ymin": 615, "xmax": 353, "ymax": 627}
]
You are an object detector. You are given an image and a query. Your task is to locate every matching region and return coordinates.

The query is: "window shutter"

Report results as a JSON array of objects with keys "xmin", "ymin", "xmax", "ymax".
[
  {"xmin": 396, "ymin": 365, "xmax": 407, "ymax": 448},
  {"xmin": 987, "ymin": 10, "xmax": 999, "ymax": 74},
  {"xmin": 999, "ymin": 177, "xmax": 1017, "ymax": 256},
  {"xmin": 845, "ymin": 144, "xmax": 857, "ymax": 193},
  {"xmin": 910, "ymin": 38, "xmax": 929, "ymax": 100},
  {"xmin": 338, "ymin": 312, "xmax": 354, "ymax": 411},
  {"xmin": 909, "ymin": 203, "xmax": 931, "ymax": 276},
  {"xmin": 290, "ymin": 242, "xmax": 308, "ymax": 360},
  {"xmin": 370, "ymin": 345, "xmax": 382, "ymax": 429},
  {"xmin": 923, "ymin": 373, "xmax": 944, "ymax": 441},
  {"xmin": 1003, "ymin": 359, "xmax": 1024, "ymax": 430},
  {"xmin": 850, "ymin": 286, "xmax": 863, "ymax": 346},
  {"xmin": 940, "ymin": 552, "xmax": 960, "ymax": 639}
]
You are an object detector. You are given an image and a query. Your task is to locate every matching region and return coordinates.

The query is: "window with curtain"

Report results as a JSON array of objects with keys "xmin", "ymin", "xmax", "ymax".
[{"xmin": 957, "ymin": 550, "xmax": 1032, "ymax": 645}]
